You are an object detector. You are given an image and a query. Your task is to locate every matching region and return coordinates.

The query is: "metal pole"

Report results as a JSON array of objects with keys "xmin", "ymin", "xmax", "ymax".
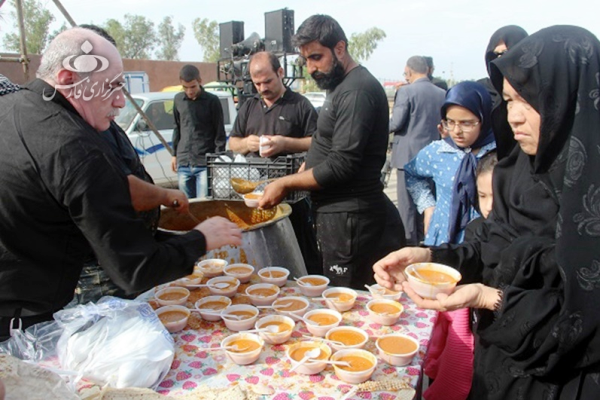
[
  {"xmin": 15, "ymin": 0, "xmax": 29, "ymax": 81},
  {"xmin": 51, "ymin": 0, "xmax": 76, "ymax": 27}
]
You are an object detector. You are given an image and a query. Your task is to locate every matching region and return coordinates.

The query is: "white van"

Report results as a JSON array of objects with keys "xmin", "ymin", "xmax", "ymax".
[{"xmin": 115, "ymin": 91, "xmax": 237, "ymax": 186}]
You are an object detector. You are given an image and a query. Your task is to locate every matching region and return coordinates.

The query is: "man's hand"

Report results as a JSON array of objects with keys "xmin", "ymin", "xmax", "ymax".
[
  {"xmin": 194, "ymin": 216, "xmax": 243, "ymax": 250},
  {"xmin": 171, "ymin": 156, "xmax": 177, "ymax": 173},
  {"xmin": 258, "ymin": 178, "xmax": 288, "ymax": 209},
  {"xmin": 166, "ymin": 190, "xmax": 190, "ymax": 214},
  {"xmin": 373, "ymin": 247, "xmax": 431, "ymax": 292},
  {"xmin": 245, "ymin": 135, "xmax": 261, "ymax": 153},
  {"xmin": 402, "ymin": 282, "xmax": 501, "ymax": 312}
]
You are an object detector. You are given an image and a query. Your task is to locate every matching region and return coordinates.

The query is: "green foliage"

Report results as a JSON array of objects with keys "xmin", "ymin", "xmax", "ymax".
[
  {"xmin": 191, "ymin": 18, "xmax": 219, "ymax": 62},
  {"xmin": 2, "ymin": 0, "xmax": 54, "ymax": 54},
  {"xmin": 155, "ymin": 16, "xmax": 186, "ymax": 61},
  {"xmin": 348, "ymin": 27, "xmax": 386, "ymax": 63},
  {"xmin": 104, "ymin": 14, "xmax": 157, "ymax": 59}
]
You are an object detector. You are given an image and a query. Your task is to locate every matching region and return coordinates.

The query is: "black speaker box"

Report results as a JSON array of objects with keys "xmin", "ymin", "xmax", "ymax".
[
  {"xmin": 264, "ymin": 9, "xmax": 294, "ymax": 53},
  {"xmin": 219, "ymin": 21, "xmax": 244, "ymax": 59}
]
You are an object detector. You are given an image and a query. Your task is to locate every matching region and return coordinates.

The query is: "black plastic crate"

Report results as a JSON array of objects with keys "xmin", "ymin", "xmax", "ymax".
[{"xmin": 207, "ymin": 151, "xmax": 308, "ymax": 202}]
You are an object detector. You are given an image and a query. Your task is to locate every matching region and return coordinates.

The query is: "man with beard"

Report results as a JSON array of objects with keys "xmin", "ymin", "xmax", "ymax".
[{"xmin": 259, "ymin": 14, "xmax": 404, "ymax": 290}]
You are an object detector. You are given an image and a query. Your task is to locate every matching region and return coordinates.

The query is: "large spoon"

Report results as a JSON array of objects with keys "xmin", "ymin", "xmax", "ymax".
[
  {"xmin": 230, "ymin": 177, "xmax": 275, "ymax": 194},
  {"xmin": 289, "ymin": 348, "xmax": 321, "ymax": 372}
]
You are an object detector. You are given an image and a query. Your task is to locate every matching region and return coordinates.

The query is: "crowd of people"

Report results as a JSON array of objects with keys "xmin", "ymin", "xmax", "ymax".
[{"xmin": 0, "ymin": 11, "xmax": 599, "ymax": 400}]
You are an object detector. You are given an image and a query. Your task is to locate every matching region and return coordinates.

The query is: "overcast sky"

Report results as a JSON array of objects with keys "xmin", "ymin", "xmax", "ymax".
[{"xmin": 2, "ymin": 0, "xmax": 599, "ymax": 82}]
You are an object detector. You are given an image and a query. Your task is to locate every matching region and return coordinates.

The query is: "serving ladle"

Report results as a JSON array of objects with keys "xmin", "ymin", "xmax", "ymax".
[{"xmin": 230, "ymin": 177, "xmax": 275, "ymax": 194}]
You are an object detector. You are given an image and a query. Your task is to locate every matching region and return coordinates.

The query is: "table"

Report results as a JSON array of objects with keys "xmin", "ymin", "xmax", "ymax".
[{"xmin": 145, "ymin": 280, "xmax": 437, "ymax": 400}]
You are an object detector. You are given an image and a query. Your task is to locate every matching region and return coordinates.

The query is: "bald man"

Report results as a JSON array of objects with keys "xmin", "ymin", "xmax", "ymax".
[{"xmin": 0, "ymin": 28, "xmax": 241, "ymax": 340}]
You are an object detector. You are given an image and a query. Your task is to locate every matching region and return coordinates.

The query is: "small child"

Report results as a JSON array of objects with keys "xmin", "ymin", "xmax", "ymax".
[{"xmin": 465, "ymin": 151, "xmax": 498, "ymax": 239}]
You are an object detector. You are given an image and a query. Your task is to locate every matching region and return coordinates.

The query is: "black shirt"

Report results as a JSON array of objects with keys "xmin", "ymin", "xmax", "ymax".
[
  {"xmin": 0, "ymin": 79, "xmax": 206, "ymax": 317},
  {"xmin": 230, "ymin": 88, "xmax": 317, "ymax": 157},
  {"xmin": 173, "ymin": 88, "xmax": 226, "ymax": 167},
  {"xmin": 305, "ymin": 66, "xmax": 389, "ymax": 212}
]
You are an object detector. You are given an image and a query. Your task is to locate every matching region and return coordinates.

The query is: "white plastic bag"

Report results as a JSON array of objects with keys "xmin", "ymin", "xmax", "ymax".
[{"xmin": 54, "ymin": 297, "xmax": 174, "ymax": 389}]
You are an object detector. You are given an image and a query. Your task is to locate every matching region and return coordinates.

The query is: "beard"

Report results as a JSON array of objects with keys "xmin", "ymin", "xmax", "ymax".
[{"xmin": 311, "ymin": 54, "xmax": 345, "ymax": 90}]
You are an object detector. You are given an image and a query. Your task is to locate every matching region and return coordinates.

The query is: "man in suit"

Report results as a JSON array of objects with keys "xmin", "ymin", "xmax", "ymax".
[{"xmin": 390, "ymin": 56, "xmax": 445, "ymax": 245}]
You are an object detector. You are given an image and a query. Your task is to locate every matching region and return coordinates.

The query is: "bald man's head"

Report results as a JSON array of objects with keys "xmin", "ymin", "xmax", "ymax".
[{"xmin": 249, "ymin": 52, "xmax": 285, "ymax": 103}]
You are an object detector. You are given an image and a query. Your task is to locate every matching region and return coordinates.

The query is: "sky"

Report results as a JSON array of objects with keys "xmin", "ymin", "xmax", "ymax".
[{"xmin": 1, "ymin": 0, "xmax": 600, "ymax": 83}]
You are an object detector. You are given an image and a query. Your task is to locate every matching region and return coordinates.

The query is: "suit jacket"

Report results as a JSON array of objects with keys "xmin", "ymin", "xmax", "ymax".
[{"xmin": 389, "ymin": 77, "xmax": 446, "ymax": 168}]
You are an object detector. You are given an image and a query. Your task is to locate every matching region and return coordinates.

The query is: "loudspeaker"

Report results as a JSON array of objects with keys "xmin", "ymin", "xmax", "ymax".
[
  {"xmin": 219, "ymin": 21, "xmax": 244, "ymax": 59},
  {"xmin": 264, "ymin": 9, "xmax": 294, "ymax": 53}
]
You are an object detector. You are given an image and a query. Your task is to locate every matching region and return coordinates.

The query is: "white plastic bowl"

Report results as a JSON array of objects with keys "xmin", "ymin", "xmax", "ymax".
[
  {"xmin": 221, "ymin": 304, "xmax": 260, "ymax": 331},
  {"xmin": 405, "ymin": 262, "xmax": 461, "ymax": 299},
  {"xmin": 369, "ymin": 284, "xmax": 403, "ymax": 301},
  {"xmin": 156, "ymin": 305, "xmax": 191, "ymax": 333},
  {"xmin": 155, "ymin": 286, "xmax": 190, "ymax": 307},
  {"xmin": 325, "ymin": 326, "xmax": 369, "ymax": 351},
  {"xmin": 221, "ymin": 333, "xmax": 264, "ymax": 365},
  {"xmin": 243, "ymin": 192, "xmax": 263, "ymax": 208},
  {"xmin": 376, "ymin": 333, "xmax": 420, "ymax": 367},
  {"xmin": 195, "ymin": 258, "xmax": 228, "ymax": 278},
  {"xmin": 255, "ymin": 315, "xmax": 295, "ymax": 344},
  {"xmin": 172, "ymin": 271, "xmax": 204, "ymax": 288},
  {"xmin": 322, "ymin": 287, "xmax": 357, "ymax": 312},
  {"xmin": 303, "ymin": 308, "xmax": 342, "ymax": 337},
  {"xmin": 245, "ymin": 283, "xmax": 280, "ymax": 306},
  {"xmin": 366, "ymin": 299, "xmax": 404, "ymax": 326},
  {"xmin": 286, "ymin": 341, "xmax": 332, "ymax": 375},
  {"xmin": 331, "ymin": 349, "xmax": 377, "ymax": 384},
  {"xmin": 207, "ymin": 276, "xmax": 240, "ymax": 297},
  {"xmin": 258, "ymin": 266, "xmax": 290, "ymax": 287},
  {"xmin": 296, "ymin": 275, "xmax": 330, "ymax": 297},
  {"xmin": 224, "ymin": 263, "xmax": 255, "ymax": 283},
  {"xmin": 194, "ymin": 296, "xmax": 232, "ymax": 321},
  {"xmin": 273, "ymin": 296, "xmax": 310, "ymax": 321}
]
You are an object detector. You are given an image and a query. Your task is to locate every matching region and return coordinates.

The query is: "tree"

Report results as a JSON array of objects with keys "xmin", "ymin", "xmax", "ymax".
[
  {"xmin": 155, "ymin": 16, "xmax": 185, "ymax": 61},
  {"xmin": 2, "ymin": 0, "xmax": 54, "ymax": 54},
  {"xmin": 348, "ymin": 27, "xmax": 386, "ymax": 64},
  {"xmin": 104, "ymin": 14, "xmax": 157, "ymax": 59},
  {"xmin": 192, "ymin": 18, "xmax": 219, "ymax": 62}
]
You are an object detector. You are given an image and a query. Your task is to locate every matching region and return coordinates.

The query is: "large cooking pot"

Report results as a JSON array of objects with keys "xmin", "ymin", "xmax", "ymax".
[{"xmin": 159, "ymin": 200, "xmax": 307, "ymax": 278}]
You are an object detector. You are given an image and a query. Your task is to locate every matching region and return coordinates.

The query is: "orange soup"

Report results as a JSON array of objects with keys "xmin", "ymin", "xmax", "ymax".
[
  {"xmin": 260, "ymin": 321, "xmax": 292, "ymax": 333},
  {"xmin": 335, "ymin": 355, "xmax": 373, "ymax": 372},
  {"xmin": 245, "ymin": 193, "xmax": 262, "ymax": 199},
  {"xmin": 249, "ymin": 288, "xmax": 277, "ymax": 297},
  {"xmin": 308, "ymin": 313, "xmax": 338, "ymax": 326},
  {"xmin": 226, "ymin": 310, "xmax": 256, "ymax": 319},
  {"xmin": 383, "ymin": 288, "xmax": 400, "ymax": 295},
  {"xmin": 325, "ymin": 292, "xmax": 354, "ymax": 302},
  {"xmin": 158, "ymin": 310, "xmax": 188, "ymax": 324},
  {"xmin": 301, "ymin": 277, "xmax": 327, "ymax": 286},
  {"xmin": 158, "ymin": 292, "xmax": 186, "ymax": 301},
  {"xmin": 411, "ymin": 268, "xmax": 456, "ymax": 284},
  {"xmin": 378, "ymin": 336, "xmax": 418, "ymax": 355},
  {"xmin": 201, "ymin": 301, "xmax": 227, "ymax": 310},
  {"xmin": 328, "ymin": 330, "xmax": 365, "ymax": 346},
  {"xmin": 261, "ymin": 270, "xmax": 287, "ymax": 278},
  {"xmin": 200, "ymin": 263, "xmax": 223, "ymax": 271},
  {"xmin": 275, "ymin": 299, "xmax": 306, "ymax": 311},
  {"xmin": 182, "ymin": 273, "xmax": 203, "ymax": 280},
  {"xmin": 228, "ymin": 267, "xmax": 252, "ymax": 274},
  {"xmin": 290, "ymin": 347, "xmax": 327, "ymax": 361},
  {"xmin": 369, "ymin": 303, "xmax": 401, "ymax": 314},
  {"xmin": 228, "ymin": 339, "xmax": 261, "ymax": 353}
]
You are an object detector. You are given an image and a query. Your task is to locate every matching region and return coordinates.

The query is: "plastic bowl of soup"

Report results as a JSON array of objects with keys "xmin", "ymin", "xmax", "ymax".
[
  {"xmin": 221, "ymin": 333, "xmax": 264, "ymax": 365},
  {"xmin": 221, "ymin": 304, "xmax": 260, "ymax": 331},
  {"xmin": 286, "ymin": 341, "xmax": 332, "ymax": 375},
  {"xmin": 376, "ymin": 333, "xmax": 420, "ymax": 366},
  {"xmin": 255, "ymin": 314, "xmax": 295, "ymax": 344},
  {"xmin": 330, "ymin": 349, "xmax": 377, "ymax": 384},
  {"xmin": 272, "ymin": 296, "xmax": 310, "ymax": 321},
  {"xmin": 243, "ymin": 192, "xmax": 263, "ymax": 208},
  {"xmin": 172, "ymin": 271, "xmax": 204, "ymax": 288},
  {"xmin": 303, "ymin": 309, "xmax": 342, "ymax": 337},
  {"xmin": 194, "ymin": 295, "xmax": 232, "ymax": 321},
  {"xmin": 369, "ymin": 284, "xmax": 403, "ymax": 301},
  {"xmin": 366, "ymin": 299, "xmax": 404, "ymax": 326},
  {"xmin": 207, "ymin": 276, "xmax": 240, "ymax": 297},
  {"xmin": 258, "ymin": 266, "xmax": 290, "ymax": 287},
  {"xmin": 322, "ymin": 287, "xmax": 357, "ymax": 312},
  {"xmin": 156, "ymin": 305, "xmax": 191, "ymax": 333},
  {"xmin": 405, "ymin": 262, "xmax": 462, "ymax": 299},
  {"xmin": 155, "ymin": 286, "xmax": 190, "ymax": 307},
  {"xmin": 325, "ymin": 326, "xmax": 369, "ymax": 351},
  {"xmin": 224, "ymin": 263, "xmax": 255, "ymax": 283},
  {"xmin": 296, "ymin": 275, "xmax": 330, "ymax": 297},
  {"xmin": 245, "ymin": 283, "xmax": 280, "ymax": 306},
  {"xmin": 195, "ymin": 258, "xmax": 227, "ymax": 278}
]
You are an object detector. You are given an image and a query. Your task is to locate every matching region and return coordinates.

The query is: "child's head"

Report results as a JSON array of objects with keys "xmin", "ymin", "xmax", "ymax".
[{"xmin": 476, "ymin": 151, "xmax": 498, "ymax": 219}]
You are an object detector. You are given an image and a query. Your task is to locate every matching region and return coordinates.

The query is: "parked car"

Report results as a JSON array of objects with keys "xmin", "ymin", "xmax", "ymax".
[
  {"xmin": 116, "ymin": 91, "xmax": 237, "ymax": 186},
  {"xmin": 302, "ymin": 91, "xmax": 326, "ymax": 109}
]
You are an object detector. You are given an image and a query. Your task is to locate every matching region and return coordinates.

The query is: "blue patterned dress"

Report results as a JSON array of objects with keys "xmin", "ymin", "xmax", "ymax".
[{"xmin": 404, "ymin": 139, "xmax": 497, "ymax": 245}]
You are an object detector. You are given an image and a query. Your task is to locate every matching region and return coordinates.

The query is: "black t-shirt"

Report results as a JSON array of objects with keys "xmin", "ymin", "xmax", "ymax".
[
  {"xmin": 230, "ymin": 88, "xmax": 317, "ymax": 157},
  {"xmin": 305, "ymin": 66, "xmax": 389, "ymax": 212}
]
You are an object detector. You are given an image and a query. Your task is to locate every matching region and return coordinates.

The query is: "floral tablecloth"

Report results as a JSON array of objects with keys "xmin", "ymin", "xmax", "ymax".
[{"xmin": 143, "ymin": 281, "xmax": 437, "ymax": 400}]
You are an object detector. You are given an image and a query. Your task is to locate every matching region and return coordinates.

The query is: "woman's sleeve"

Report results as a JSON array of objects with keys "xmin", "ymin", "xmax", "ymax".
[{"xmin": 404, "ymin": 147, "xmax": 436, "ymax": 213}]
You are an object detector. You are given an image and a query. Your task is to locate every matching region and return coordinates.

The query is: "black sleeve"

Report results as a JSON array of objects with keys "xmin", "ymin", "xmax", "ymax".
[
  {"xmin": 172, "ymin": 96, "xmax": 181, "ymax": 156},
  {"xmin": 230, "ymin": 101, "xmax": 250, "ymax": 138},
  {"xmin": 300, "ymin": 98, "xmax": 318, "ymax": 137},
  {"xmin": 213, "ymin": 96, "xmax": 226, "ymax": 153}
]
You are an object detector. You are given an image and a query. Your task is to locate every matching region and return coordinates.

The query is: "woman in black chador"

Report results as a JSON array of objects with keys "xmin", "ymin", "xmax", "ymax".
[{"xmin": 374, "ymin": 25, "xmax": 600, "ymax": 399}]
